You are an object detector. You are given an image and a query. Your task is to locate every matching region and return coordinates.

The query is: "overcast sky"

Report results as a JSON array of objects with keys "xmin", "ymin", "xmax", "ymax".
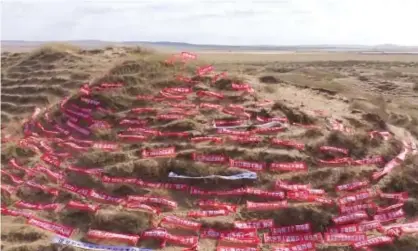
[{"xmin": 2, "ymin": 0, "xmax": 418, "ymax": 45}]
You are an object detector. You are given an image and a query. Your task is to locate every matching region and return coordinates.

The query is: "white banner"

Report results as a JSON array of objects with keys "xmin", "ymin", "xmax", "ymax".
[
  {"xmin": 168, "ymin": 171, "xmax": 257, "ymax": 180},
  {"xmin": 212, "ymin": 121, "xmax": 283, "ymax": 129},
  {"xmin": 52, "ymin": 236, "xmax": 153, "ymax": 251},
  {"xmin": 254, "ymin": 121, "xmax": 284, "ymax": 128},
  {"xmin": 212, "ymin": 124, "xmax": 251, "ymax": 129}
]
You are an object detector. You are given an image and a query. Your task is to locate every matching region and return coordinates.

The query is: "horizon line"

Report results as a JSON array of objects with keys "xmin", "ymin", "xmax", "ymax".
[{"xmin": 2, "ymin": 40, "xmax": 418, "ymax": 48}]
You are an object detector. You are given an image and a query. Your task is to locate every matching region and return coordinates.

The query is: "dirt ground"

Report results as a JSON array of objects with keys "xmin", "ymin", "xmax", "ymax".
[{"xmin": 1, "ymin": 44, "xmax": 418, "ymax": 251}]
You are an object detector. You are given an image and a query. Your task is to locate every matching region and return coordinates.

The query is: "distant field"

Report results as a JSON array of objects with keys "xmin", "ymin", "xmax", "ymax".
[
  {"xmin": 2, "ymin": 41, "xmax": 418, "ymax": 63},
  {"xmin": 197, "ymin": 51, "xmax": 418, "ymax": 62}
]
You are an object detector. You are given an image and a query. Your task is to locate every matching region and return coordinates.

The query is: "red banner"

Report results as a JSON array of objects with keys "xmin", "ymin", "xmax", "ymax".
[
  {"xmin": 217, "ymin": 246, "xmax": 259, "ymax": 251},
  {"xmin": 272, "ymin": 242, "xmax": 315, "ymax": 251},
  {"xmin": 187, "ymin": 209, "xmax": 230, "ymax": 218},
  {"xmin": 142, "ymin": 147, "xmax": 176, "ymax": 158},
  {"xmin": 217, "ymin": 128, "xmax": 252, "ymax": 137},
  {"xmin": 197, "ymin": 65, "xmax": 214, "ymax": 76},
  {"xmin": 125, "ymin": 203, "xmax": 160, "ymax": 215},
  {"xmin": 86, "ymin": 229, "xmax": 139, "ymax": 246},
  {"xmin": 219, "ymin": 236, "xmax": 260, "ymax": 247},
  {"xmin": 379, "ymin": 191, "xmax": 408, "ymax": 201},
  {"xmin": 373, "ymin": 208, "xmax": 405, "ymax": 223},
  {"xmin": 231, "ymin": 83, "xmax": 253, "ymax": 92},
  {"xmin": 1, "ymin": 207, "xmax": 33, "ymax": 218},
  {"xmin": 327, "ymin": 223, "xmax": 362, "ymax": 234},
  {"xmin": 319, "ymin": 146, "xmax": 349, "ymax": 155},
  {"xmin": 332, "ymin": 211, "xmax": 369, "ymax": 225},
  {"xmin": 263, "ymin": 233, "xmax": 323, "ymax": 244},
  {"xmin": 191, "ymin": 136, "xmax": 223, "ymax": 144},
  {"xmin": 324, "ymin": 233, "xmax": 366, "ymax": 244},
  {"xmin": 275, "ymin": 180, "xmax": 311, "ymax": 191},
  {"xmin": 246, "ymin": 201, "xmax": 288, "ymax": 211},
  {"xmin": 92, "ymin": 142, "xmax": 119, "ymax": 151},
  {"xmin": 197, "ymin": 90, "xmax": 224, "ymax": 99},
  {"xmin": 88, "ymin": 189, "xmax": 125, "ymax": 205},
  {"xmin": 199, "ymin": 102, "xmax": 222, "ymax": 110},
  {"xmin": 197, "ymin": 199, "xmax": 237, "ymax": 212},
  {"xmin": 229, "ymin": 159, "xmax": 266, "ymax": 172},
  {"xmin": 270, "ymin": 223, "xmax": 312, "ymax": 235},
  {"xmin": 66, "ymin": 120, "xmax": 91, "ymax": 136},
  {"xmin": 27, "ymin": 217, "xmax": 74, "ymax": 237},
  {"xmin": 352, "ymin": 236, "xmax": 393, "ymax": 250},
  {"xmin": 118, "ymin": 134, "xmax": 148, "ymax": 142},
  {"xmin": 339, "ymin": 202, "xmax": 376, "ymax": 214},
  {"xmin": 66, "ymin": 200, "xmax": 99, "ymax": 213},
  {"xmin": 157, "ymin": 114, "xmax": 185, "ymax": 121},
  {"xmin": 376, "ymin": 203, "xmax": 404, "ymax": 214},
  {"xmin": 192, "ymin": 152, "xmax": 228, "ymax": 164},
  {"xmin": 214, "ymin": 119, "xmax": 245, "ymax": 127},
  {"xmin": 270, "ymin": 162, "xmax": 307, "ymax": 172},
  {"xmin": 1, "ymin": 170, "xmax": 24, "ymax": 185},
  {"xmin": 270, "ymin": 139, "xmax": 305, "ymax": 150},
  {"xmin": 127, "ymin": 195, "xmax": 177, "ymax": 209},
  {"xmin": 336, "ymin": 180, "xmax": 370, "ymax": 192},
  {"xmin": 201, "ymin": 228, "xmax": 258, "ymax": 239},
  {"xmin": 252, "ymin": 127, "xmax": 286, "ymax": 134},
  {"xmin": 41, "ymin": 153, "xmax": 61, "ymax": 168},
  {"xmin": 337, "ymin": 190, "xmax": 377, "ymax": 205},
  {"xmin": 234, "ymin": 219, "xmax": 274, "ymax": 230},
  {"xmin": 159, "ymin": 215, "xmax": 201, "ymax": 231},
  {"xmin": 165, "ymin": 233, "xmax": 199, "ymax": 248},
  {"xmin": 228, "ymin": 136, "xmax": 262, "ymax": 144}
]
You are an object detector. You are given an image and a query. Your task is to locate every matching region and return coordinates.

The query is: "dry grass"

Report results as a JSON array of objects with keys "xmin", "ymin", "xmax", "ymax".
[
  {"xmin": 259, "ymin": 75, "xmax": 281, "ymax": 84},
  {"xmin": 91, "ymin": 210, "xmax": 151, "ymax": 235}
]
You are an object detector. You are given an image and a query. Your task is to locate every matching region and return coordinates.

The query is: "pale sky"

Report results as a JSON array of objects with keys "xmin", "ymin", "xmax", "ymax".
[{"xmin": 1, "ymin": 0, "xmax": 418, "ymax": 46}]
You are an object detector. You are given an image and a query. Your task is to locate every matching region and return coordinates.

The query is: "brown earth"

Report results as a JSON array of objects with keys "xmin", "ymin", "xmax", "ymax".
[{"xmin": 1, "ymin": 44, "xmax": 418, "ymax": 251}]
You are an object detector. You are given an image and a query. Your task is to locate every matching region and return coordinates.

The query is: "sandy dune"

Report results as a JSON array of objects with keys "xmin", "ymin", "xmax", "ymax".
[{"xmin": 1, "ymin": 44, "xmax": 418, "ymax": 251}]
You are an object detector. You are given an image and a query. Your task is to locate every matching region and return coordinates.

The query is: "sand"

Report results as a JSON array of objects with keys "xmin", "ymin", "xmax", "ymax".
[{"xmin": 1, "ymin": 44, "xmax": 418, "ymax": 251}]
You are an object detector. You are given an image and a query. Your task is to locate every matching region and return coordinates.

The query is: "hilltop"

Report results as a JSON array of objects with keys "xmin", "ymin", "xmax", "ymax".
[{"xmin": 1, "ymin": 44, "xmax": 418, "ymax": 251}]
